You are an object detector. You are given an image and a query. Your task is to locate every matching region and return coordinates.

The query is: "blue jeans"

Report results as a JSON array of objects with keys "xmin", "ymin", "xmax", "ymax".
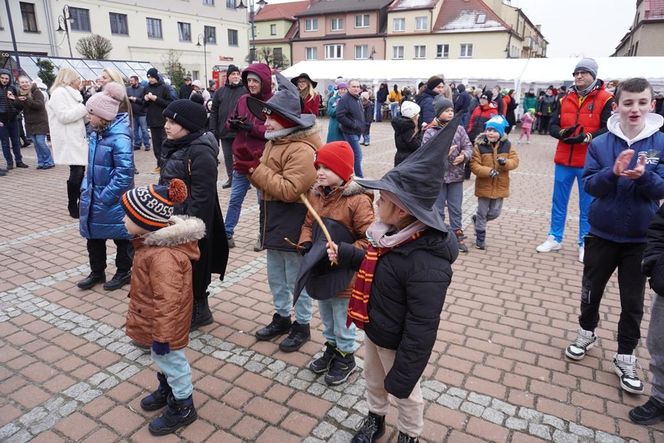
[
  {"xmin": 343, "ymin": 133, "xmax": 364, "ymax": 178},
  {"xmin": 436, "ymin": 181, "xmax": 464, "ymax": 231},
  {"xmin": 33, "ymin": 134, "xmax": 54, "ymax": 167},
  {"xmin": 549, "ymin": 164, "xmax": 591, "ymax": 246},
  {"xmin": 266, "ymin": 249, "xmax": 313, "ymax": 324},
  {"xmin": 132, "ymin": 115, "xmax": 150, "ymax": 148},
  {"xmin": 374, "ymin": 102, "xmax": 383, "ymax": 122},
  {"xmin": 0, "ymin": 118, "xmax": 22, "ymax": 166},
  {"xmin": 224, "ymin": 170, "xmax": 256, "ymax": 238},
  {"xmin": 389, "ymin": 102, "xmax": 400, "ymax": 119},
  {"xmin": 151, "ymin": 349, "xmax": 193, "ymax": 400},
  {"xmin": 319, "ymin": 297, "xmax": 358, "ymax": 353}
]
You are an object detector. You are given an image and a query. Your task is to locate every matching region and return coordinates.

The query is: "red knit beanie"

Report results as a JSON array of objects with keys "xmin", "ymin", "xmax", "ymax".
[{"xmin": 315, "ymin": 141, "xmax": 355, "ymax": 182}]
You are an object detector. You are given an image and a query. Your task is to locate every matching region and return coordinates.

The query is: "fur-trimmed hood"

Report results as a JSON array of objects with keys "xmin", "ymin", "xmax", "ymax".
[
  {"xmin": 143, "ymin": 215, "xmax": 206, "ymax": 251},
  {"xmin": 311, "ymin": 180, "xmax": 373, "ymax": 199},
  {"xmin": 269, "ymin": 122, "xmax": 320, "ymax": 143}
]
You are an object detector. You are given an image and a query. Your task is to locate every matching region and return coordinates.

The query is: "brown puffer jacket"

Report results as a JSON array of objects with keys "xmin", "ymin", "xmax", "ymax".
[
  {"xmin": 18, "ymin": 84, "xmax": 49, "ymax": 135},
  {"xmin": 470, "ymin": 133, "xmax": 519, "ymax": 199},
  {"xmin": 126, "ymin": 216, "xmax": 205, "ymax": 349},
  {"xmin": 298, "ymin": 181, "xmax": 375, "ymax": 297}
]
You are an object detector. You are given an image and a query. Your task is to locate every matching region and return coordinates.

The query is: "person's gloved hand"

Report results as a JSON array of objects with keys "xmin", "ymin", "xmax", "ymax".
[
  {"xmin": 559, "ymin": 124, "xmax": 581, "ymax": 139},
  {"xmin": 298, "ymin": 242, "xmax": 312, "ymax": 256},
  {"xmin": 234, "ymin": 158, "xmax": 260, "ymax": 175},
  {"xmin": 228, "ymin": 117, "xmax": 243, "ymax": 130},
  {"xmin": 237, "ymin": 120, "xmax": 253, "ymax": 132},
  {"xmin": 489, "ymin": 169, "xmax": 499, "ymax": 178},
  {"xmin": 497, "ymin": 157, "xmax": 507, "ymax": 166},
  {"xmin": 152, "ymin": 341, "xmax": 170, "ymax": 355},
  {"xmin": 563, "ymin": 133, "xmax": 587, "ymax": 145}
]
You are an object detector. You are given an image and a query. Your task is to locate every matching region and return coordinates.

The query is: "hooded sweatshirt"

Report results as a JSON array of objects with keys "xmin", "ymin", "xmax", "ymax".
[{"xmin": 583, "ymin": 112, "xmax": 664, "ymax": 243}]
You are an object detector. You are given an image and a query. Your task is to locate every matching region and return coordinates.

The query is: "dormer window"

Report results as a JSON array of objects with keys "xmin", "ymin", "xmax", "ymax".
[{"xmin": 476, "ymin": 13, "xmax": 486, "ymax": 24}]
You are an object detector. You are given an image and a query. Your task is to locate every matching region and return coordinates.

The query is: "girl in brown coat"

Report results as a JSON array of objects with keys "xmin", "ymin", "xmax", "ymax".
[
  {"xmin": 298, "ymin": 141, "xmax": 375, "ymax": 385},
  {"xmin": 470, "ymin": 115, "xmax": 519, "ymax": 250},
  {"xmin": 121, "ymin": 179, "xmax": 205, "ymax": 436}
]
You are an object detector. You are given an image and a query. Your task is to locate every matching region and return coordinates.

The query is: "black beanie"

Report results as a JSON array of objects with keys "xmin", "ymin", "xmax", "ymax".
[
  {"xmin": 227, "ymin": 64, "xmax": 240, "ymax": 76},
  {"xmin": 147, "ymin": 67, "xmax": 159, "ymax": 79},
  {"xmin": 163, "ymin": 99, "xmax": 207, "ymax": 132},
  {"xmin": 426, "ymin": 76, "xmax": 444, "ymax": 91}
]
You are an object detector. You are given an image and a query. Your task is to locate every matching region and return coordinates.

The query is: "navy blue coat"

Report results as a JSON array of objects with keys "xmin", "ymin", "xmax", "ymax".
[
  {"xmin": 80, "ymin": 113, "xmax": 134, "ymax": 240},
  {"xmin": 416, "ymin": 89, "xmax": 437, "ymax": 127},
  {"xmin": 583, "ymin": 129, "xmax": 664, "ymax": 243},
  {"xmin": 336, "ymin": 92, "xmax": 364, "ymax": 135}
]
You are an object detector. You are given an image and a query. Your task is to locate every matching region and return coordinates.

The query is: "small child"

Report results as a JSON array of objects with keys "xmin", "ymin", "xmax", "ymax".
[
  {"xmin": 519, "ymin": 108, "xmax": 535, "ymax": 144},
  {"xmin": 360, "ymin": 91, "xmax": 374, "ymax": 146},
  {"xmin": 298, "ymin": 141, "xmax": 374, "ymax": 385},
  {"xmin": 470, "ymin": 115, "xmax": 519, "ymax": 249},
  {"xmin": 121, "ymin": 179, "xmax": 205, "ymax": 436},
  {"xmin": 423, "ymin": 96, "xmax": 472, "ymax": 252}
]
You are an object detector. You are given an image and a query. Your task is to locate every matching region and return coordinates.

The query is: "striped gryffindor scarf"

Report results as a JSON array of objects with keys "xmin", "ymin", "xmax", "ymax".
[{"xmin": 346, "ymin": 227, "xmax": 425, "ymax": 330}]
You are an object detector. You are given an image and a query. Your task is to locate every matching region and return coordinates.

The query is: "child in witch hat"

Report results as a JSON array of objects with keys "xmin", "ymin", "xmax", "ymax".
[
  {"xmin": 121, "ymin": 179, "xmax": 206, "ymax": 435},
  {"xmin": 469, "ymin": 115, "xmax": 519, "ymax": 249},
  {"xmin": 297, "ymin": 140, "xmax": 374, "ymax": 386},
  {"xmin": 326, "ymin": 119, "xmax": 460, "ymax": 443},
  {"xmin": 237, "ymin": 72, "xmax": 323, "ymax": 353}
]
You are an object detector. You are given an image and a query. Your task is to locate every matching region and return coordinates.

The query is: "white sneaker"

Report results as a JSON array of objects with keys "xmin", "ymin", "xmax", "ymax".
[
  {"xmin": 565, "ymin": 328, "xmax": 597, "ymax": 360},
  {"xmin": 578, "ymin": 245, "xmax": 585, "ymax": 263},
  {"xmin": 613, "ymin": 354, "xmax": 644, "ymax": 394},
  {"xmin": 536, "ymin": 235, "xmax": 561, "ymax": 253}
]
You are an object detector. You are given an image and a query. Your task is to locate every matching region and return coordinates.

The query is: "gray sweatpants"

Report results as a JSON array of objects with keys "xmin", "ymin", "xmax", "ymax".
[
  {"xmin": 648, "ymin": 294, "xmax": 664, "ymax": 403},
  {"xmin": 474, "ymin": 197, "xmax": 503, "ymax": 232}
]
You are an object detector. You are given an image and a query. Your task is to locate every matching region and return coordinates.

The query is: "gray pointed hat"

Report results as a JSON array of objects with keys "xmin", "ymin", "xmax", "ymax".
[{"xmin": 247, "ymin": 72, "xmax": 316, "ymax": 128}]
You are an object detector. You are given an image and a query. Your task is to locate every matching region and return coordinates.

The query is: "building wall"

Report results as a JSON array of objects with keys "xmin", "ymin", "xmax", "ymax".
[
  {"xmin": 386, "ymin": 8, "xmax": 437, "ymax": 34},
  {"xmin": 254, "ymin": 20, "xmax": 291, "ymax": 40},
  {"xmin": 386, "ymin": 32, "xmax": 509, "ymax": 59},
  {"xmin": 1, "ymin": 0, "xmax": 54, "ymax": 56},
  {"xmin": 292, "ymin": 36, "xmax": 385, "ymax": 62},
  {"xmin": 297, "ymin": 11, "xmax": 381, "ymax": 39},
  {"xmin": 253, "ymin": 42, "xmax": 292, "ymax": 65},
  {"xmin": 632, "ymin": 24, "xmax": 664, "ymax": 55}
]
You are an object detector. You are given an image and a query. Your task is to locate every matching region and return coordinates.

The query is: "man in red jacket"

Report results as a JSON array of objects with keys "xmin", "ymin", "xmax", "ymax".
[{"xmin": 535, "ymin": 58, "xmax": 614, "ymax": 263}]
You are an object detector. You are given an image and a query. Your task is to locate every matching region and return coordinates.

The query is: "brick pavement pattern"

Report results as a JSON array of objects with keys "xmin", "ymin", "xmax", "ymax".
[{"xmin": 1, "ymin": 120, "xmax": 663, "ymax": 442}]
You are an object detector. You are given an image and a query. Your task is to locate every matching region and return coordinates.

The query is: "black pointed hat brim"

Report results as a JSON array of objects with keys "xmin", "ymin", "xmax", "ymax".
[
  {"xmin": 247, "ymin": 95, "xmax": 316, "ymax": 128},
  {"xmin": 291, "ymin": 73, "xmax": 318, "ymax": 89},
  {"xmin": 355, "ymin": 118, "xmax": 461, "ymax": 232}
]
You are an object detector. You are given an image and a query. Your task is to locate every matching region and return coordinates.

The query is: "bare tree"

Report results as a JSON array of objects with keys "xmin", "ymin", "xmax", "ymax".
[
  {"xmin": 76, "ymin": 34, "xmax": 113, "ymax": 60},
  {"xmin": 162, "ymin": 50, "xmax": 186, "ymax": 89},
  {"xmin": 254, "ymin": 47, "xmax": 290, "ymax": 69}
]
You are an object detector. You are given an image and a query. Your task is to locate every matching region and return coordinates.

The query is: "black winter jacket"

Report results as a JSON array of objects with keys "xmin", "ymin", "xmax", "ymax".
[
  {"xmin": 454, "ymin": 89, "xmax": 471, "ymax": 116},
  {"xmin": 336, "ymin": 93, "xmax": 365, "ymax": 135},
  {"xmin": 142, "ymin": 79, "xmax": 173, "ymax": 127},
  {"xmin": 209, "ymin": 82, "xmax": 245, "ymax": 139},
  {"xmin": 392, "ymin": 117, "xmax": 422, "ymax": 166},
  {"xmin": 643, "ymin": 203, "xmax": 664, "ymax": 296},
  {"xmin": 0, "ymin": 83, "xmax": 19, "ymax": 123},
  {"xmin": 416, "ymin": 89, "xmax": 437, "ymax": 127},
  {"xmin": 126, "ymin": 84, "xmax": 145, "ymax": 116},
  {"xmin": 338, "ymin": 228, "xmax": 457, "ymax": 399}
]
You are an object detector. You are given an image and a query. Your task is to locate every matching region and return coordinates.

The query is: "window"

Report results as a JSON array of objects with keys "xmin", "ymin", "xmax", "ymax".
[
  {"xmin": 304, "ymin": 18, "xmax": 318, "ymax": 31},
  {"xmin": 355, "ymin": 45, "xmax": 368, "ymax": 59},
  {"xmin": 415, "ymin": 16, "xmax": 428, "ymax": 31},
  {"xmin": 414, "ymin": 45, "xmax": 426, "ymax": 59},
  {"xmin": 226, "ymin": 0, "xmax": 235, "ymax": 7},
  {"xmin": 109, "ymin": 13, "xmax": 128, "ymax": 35},
  {"xmin": 325, "ymin": 44, "xmax": 343, "ymax": 59},
  {"xmin": 227, "ymin": 29, "xmax": 238, "ymax": 46},
  {"xmin": 270, "ymin": 24, "xmax": 277, "ymax": 35},
  {"xmin": 20, "ymin": 2, "xmax": 38, "ymax": 32},
  {"xmin": 460, "ymin": 43, "xmax": 473, "ymax": 58},
  {"xmin": 476, "ymin": 13, "xmax": 486, "ymax": 24},
  {"xmin": 69, "ymin": 7, "xmax": 91, "ymax": 32},
  {"xmin": 177, "ymin": 22, "xmax": 191, "ymax": 41},
  {"xmin": 392, "ymin": 46, "xmax": 404, "ymax": 59},
  {"xmin": 331, "ymin": 17, "xmax": 343, "ymax": 31},
  {"xmin": 192, "ymin": 70, "xmax": 199, "ymax": 81},
  {"xmin": 436, "ymin": 44, "xmax": 449, "ymax": 58},
  {"xmin": 393, "ymin": 18, "xmax": 405, "ymax": 32},
  {"xmin": 355, "ymin": 14, "xmax": 369, "ymax": 28},
  {"xmin": 205, "ymin": 26, "xmax": 216, "ymax": 44},
  {"xmin": 305, "ymin": 47, "xmax": 318, "ymax": 60},
  {"xmin": 203, "ymin": 0, "xmax": 215, "ymax": 4}
]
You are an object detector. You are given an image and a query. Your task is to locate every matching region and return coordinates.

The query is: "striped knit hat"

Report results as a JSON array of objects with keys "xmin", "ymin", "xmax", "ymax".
[{"xmin": 121, "ymin": 179, "xmax": 188, "ymax": 231}]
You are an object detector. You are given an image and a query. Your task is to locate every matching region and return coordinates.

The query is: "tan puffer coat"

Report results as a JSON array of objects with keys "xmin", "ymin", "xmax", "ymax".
[{"xmin": 470, "ymin": 133, "xmax": 519, "ymax": 199}]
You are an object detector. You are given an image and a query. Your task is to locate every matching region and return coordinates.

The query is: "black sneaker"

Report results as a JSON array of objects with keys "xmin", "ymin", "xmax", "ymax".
[
  {"xmin": 16, "ymin": 162, "xmax": 29, "ymax": 168},
  {"xmin": 148, "ymin": 394, "xmax": 197, "ymax": 436},
  {"xmin": 77, "ymin": 272, "xmax": 105, "ymax": 290},
  {"xmin": 103, "ymin": 271, "xmax": 131, "ymax": 291},
  {"xmin": 325, "ymin": 349, "xmax": 356, "ymax": 386},
  {"xmin": 629, "ymin": 397, "xmax": 664, "ymax": 425},
  {"xmin": 255, "ymin": 313, "xmax": 291, "ymax": 341},
  {"xmin": 279, "ymin": 321, "xmax": 310, "ymax": 352},
  {"xmin": 352, "ymin": 412, "xmax": 385, "ymax": 443},
  {"xmin": 141, "ymin": 372, "xmax": 172, "ymax": 411},
  {"xmin": 397, "ymin": 431, "xmax": 419, "ymax": 443},
  {"xmin": 221, "ymin": 179, "xmax": 232, "ymax": 189},
  {"xmin": 309, "ymin": 342, "xmax": 336, "ymax": 374}
]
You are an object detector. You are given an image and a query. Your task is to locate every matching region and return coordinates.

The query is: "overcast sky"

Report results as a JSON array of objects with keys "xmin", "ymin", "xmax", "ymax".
[{"xmin": 267, "ymin": 0, "xmax": 636, "ymax": 58}]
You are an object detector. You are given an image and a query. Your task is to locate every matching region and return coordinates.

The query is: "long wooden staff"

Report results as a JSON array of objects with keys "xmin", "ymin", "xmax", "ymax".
[{"xmin": 300, "ymin": 194, "xmax": 337, "ymax": 265}]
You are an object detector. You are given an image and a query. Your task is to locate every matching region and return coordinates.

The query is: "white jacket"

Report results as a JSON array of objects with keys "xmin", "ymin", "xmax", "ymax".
[{"xmin": 47, "ymin": 86, "xmax": 88, "ymax": 166}]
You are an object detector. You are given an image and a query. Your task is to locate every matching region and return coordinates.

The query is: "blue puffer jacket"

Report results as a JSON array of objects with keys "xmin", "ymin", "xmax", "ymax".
[
  {"xmin": 583, "ymin": 113, "xmax": 664, "ymax": 243},
  {"xmin": 80, "ymin": 113, "xmax": 134, "ymax": 240}
]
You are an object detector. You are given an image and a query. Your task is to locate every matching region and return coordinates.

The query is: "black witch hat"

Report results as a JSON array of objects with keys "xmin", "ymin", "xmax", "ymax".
[
  {"xmin": 355, "ymin": 118, "xmax": 460, "ymax": 231},
  {"xmin": 247, "ymin": 72, "xmax": 316, "ymax": 128}
]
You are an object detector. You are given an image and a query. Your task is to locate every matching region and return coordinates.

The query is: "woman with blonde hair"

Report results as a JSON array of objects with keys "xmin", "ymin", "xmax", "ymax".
[
  {"xmin": 291, "ymin": 73, "xmax": 320, "ymax": 115},
  {"xmin": 47, "ymin": 67, "xmax": 88, "ymax": 218}
]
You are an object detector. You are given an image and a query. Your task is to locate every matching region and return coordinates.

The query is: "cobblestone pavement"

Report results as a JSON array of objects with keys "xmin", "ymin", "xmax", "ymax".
[{"xmin": 1, "ymin": 120, "xmax": 663, "ymax": 443}]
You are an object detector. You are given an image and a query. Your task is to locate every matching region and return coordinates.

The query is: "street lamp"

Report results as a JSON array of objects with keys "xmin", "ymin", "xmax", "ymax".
[
  {"xmin": 56, "ymin": 5, "xmax": 73, "ymax": 58},
  {"xmin": 237, "ymin": 0, "xmax": 267, "ymax": 63},
  {"xmin": 196, "ymin": 33, "xmax": 210, "ymax": 88}
]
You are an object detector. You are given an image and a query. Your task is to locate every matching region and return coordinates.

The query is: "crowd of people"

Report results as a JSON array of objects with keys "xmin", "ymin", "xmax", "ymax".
[{"xmin": 2, "ymin": 56, "xmax": 664, "ymax": 439}]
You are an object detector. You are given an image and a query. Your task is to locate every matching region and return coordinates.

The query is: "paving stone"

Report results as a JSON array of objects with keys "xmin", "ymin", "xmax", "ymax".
[
  {"xmin": 312, "ymin": 421, "xmax": 337, "ymax": 439},
  {"xmin": 460, "ymin": 401, "xmax": 485, "ymax": 417},
  {"xmin": 552, "ymin": 429, "xmax": 579, "ymax": 443},
  {"xmin": 543, "ymin": 414, "xmax": 567, "ymax": 431},
  {"xmin": 481, "ymin": 407, "xmax": 505, "ymax": 425},
  {"xmin": 468, "ymin": 392, "xmax": 492, "ymax": 406},
  {"xmin": 437, "ymin": 393, "xmax": 463, "ymax": 410},
  {"xmin": 595, "ymin": 432, "xmax": 626, "ymax": 443},
  {"xmin": 529, "ymin": 423, "xmax": 552, "ymax": 440},
  {"xmin": 505, "ymin": 417, "xmax": 528, "ymax": 431},
  {"xmin": 569, "ymin": 422, "xmax": 595, "ymax": 439}
]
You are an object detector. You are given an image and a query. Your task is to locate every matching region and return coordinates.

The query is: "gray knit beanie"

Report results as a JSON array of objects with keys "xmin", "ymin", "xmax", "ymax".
[{"xmin": 574, "ymin": 58, "xmax": 598, "ymax": 79}]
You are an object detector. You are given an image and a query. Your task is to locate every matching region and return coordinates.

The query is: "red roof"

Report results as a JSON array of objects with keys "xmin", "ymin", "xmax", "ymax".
[
  {"xmin": 255, "ymin": 0, "xmax": 310, "ymax": 22},
  {"xmin": 433, "ymin": 0, "xmax": 510, "ymax": 32}
]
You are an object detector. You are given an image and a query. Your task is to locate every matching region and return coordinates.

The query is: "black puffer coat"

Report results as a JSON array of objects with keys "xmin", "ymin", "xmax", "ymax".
[
  {"xmin": 338, "ymin": 228, "xmax": 458, "ymax": 399},
  {"xmin": 642, "ymin": 203, "xmax": 664, "ymax": 296},
  {"xmin": 392, "ymin": 117, "xmax": 422, "ymax": 166},
  {"xmin": 142, "ymin": 77, "xmax": 173, "ymax": 127},
  {"xmin": 159, "ymin": 130, "xmax": 229, "ymax": 295}
]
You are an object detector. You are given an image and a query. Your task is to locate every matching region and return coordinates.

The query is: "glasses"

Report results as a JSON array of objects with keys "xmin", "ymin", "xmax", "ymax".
[{"xmin": 573, "ymin": 71, "xmax": 590, "ymax": 77}]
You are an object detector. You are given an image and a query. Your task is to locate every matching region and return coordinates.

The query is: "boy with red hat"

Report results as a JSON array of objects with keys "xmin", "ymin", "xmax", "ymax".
[{"xmin": 297, "ymin": 141, "xmax": 374, "ymax": 385}]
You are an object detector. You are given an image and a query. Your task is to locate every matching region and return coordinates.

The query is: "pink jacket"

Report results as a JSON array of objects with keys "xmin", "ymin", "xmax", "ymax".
[{"xmin": 520, "ymin": 113, "xmax": 534, "ymax": 130}]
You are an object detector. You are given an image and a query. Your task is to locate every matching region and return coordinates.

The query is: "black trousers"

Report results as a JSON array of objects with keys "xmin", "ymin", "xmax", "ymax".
[
  {"xmin": 150, "ymin": 126, "xmax": 166, "ymax": 167},
  {"xmin": 579, "ymin": 235, "xmax": 646, "ymax": 354},
  {"xmin": 68, "ymin": 165, "xmax": 85, "ymax": 187},
  {"xmin": 538, "ymin": 115, "xmax": 551, "ymax": 134},
  {"xmin": 220, "ymin": 138, "xmax": 234, "ymax": 181},
  {"xmin": 87, "ymin": 239, "xmax": 133, "ymax": 275}
]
